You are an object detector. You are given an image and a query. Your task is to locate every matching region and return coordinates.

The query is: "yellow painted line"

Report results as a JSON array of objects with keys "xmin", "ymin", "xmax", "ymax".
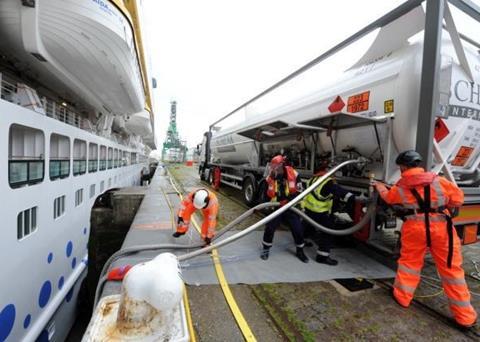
[
  {"xmin": 162, "ymin": 187, "xmax": 197, "ymax": 342},
  {"xmin": 190, "ymin": 217, "xmax": 257, "ymax": 342},
  {"xmin": 183, "ymin": 284, "xmax": 198, "ymax": 342},
  {"xmin": 169, "ymin": 174, "xmax": 257, "ymax": 342}
]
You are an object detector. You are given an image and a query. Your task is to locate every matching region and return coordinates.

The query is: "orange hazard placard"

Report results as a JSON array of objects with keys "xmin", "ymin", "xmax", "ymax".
[
  {"xmin": 451, "ymin": 146, "xmax": 474, "ymax": 166},
  {"xmin": 347, "ymin": 91, "xmax": 370, "ymax": 113},
  {"xmin": 434, "ymin": 118, "xmax": 449, "ymax": 142}
]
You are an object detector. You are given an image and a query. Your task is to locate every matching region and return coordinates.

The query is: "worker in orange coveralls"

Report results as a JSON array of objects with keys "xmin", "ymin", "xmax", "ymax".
[
  {"xmin": 375, "ymin": 150, "xmax": 477, "ymax": 328},
  {"xmin": 173, "ymin": 189, "xmax": 218, "ymax": 246}
]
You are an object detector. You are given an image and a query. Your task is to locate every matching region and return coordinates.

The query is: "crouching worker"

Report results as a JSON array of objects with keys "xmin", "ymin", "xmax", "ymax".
[
  {"xmin": 302, "ymin": 159, "xmax": 355, "ymax": 265},
  {"xmin": 261, "ymin": 155, "xmax": 308, "ymax": 263},
  {"xmin": 173, "ymin": 189, "xmax": 218, "ymax": 246}
]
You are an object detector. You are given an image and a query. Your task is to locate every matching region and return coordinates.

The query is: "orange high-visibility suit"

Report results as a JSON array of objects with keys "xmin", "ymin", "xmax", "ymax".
[
  {"xmin": 176, "ymin": 190, "xmax": 218, "ymax": 240},
  {"xmin": 376, "ymin": 167, "xmax": 477, "ymax": 327}
]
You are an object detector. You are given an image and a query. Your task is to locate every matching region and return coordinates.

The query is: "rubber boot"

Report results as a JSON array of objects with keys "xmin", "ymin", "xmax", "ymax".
[
  {"xmin": 296, "ymin": 247, "xmax": 309, "ymax": 263},
  {"xmin": 315, "ymin": 255, "xmax": 338, "ymax": 266},
  {"xmin": 260, "ymin": 246, "xmax": 270, "ymax": 260}
]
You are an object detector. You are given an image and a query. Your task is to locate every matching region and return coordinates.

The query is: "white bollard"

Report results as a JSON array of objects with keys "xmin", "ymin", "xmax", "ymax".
[
  {"xmin": 117, "ymin": 253, "xmax": 183, "ymax": 334},
  {"xmin": 82, "ymin": 253, "xmax": 188, "ymax": 341}
]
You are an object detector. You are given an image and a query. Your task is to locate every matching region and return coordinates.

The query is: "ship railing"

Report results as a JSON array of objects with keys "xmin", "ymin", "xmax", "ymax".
[
  {"xmin": 73, "ymin": 159, "xmax": 87, "ymax": 176},
  {"xmin": 8, "ymin": 157, "xmax": 45, "ymax": 188},
  {"xmin": 1, "ymin": 75, "xmax": 84, "ymax": 131},
  {"xmin": 49, "ymin": 159, "xmax": 70, "ymax": 180}
]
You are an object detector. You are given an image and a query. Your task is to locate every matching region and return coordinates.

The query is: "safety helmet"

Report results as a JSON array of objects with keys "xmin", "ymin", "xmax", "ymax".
[
  {"xmin": 395, "ymin": 150, "xmax": 423, "ymax": 167},
  {"xmin": 270, "ymin": 155, "xmax": 285, "ymax": 166},
  {"xmin": 193, "ymin": 189, "xmax": 209, "ymax": 209}
]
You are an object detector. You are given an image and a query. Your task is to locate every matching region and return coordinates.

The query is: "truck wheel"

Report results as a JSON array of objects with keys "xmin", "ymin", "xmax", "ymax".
[
  {"xmin": 199, "ymin": 166, "xmax": 206, "ymax": 181},
  {"xmin": 242, "ymin": 176, "xmax": 257, "ymax": 206},
  {"xmin": 208, "ymin": 168, "xmax": 214, "ymax": 185}
]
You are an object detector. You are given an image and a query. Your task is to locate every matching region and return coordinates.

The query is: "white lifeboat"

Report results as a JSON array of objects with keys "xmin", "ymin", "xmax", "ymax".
[{"xmin": 0, "ymin": 0, "xmax": 146, "ymax": 116}]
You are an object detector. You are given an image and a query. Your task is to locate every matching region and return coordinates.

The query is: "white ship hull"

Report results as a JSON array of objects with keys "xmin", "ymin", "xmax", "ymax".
[
  {"xmin": 0, "ymin": 99, "xmax": 146, "ymax": 342},
  {"xmin": 0, "ymin": 1, "xmax": 156, "ymax": 338}
]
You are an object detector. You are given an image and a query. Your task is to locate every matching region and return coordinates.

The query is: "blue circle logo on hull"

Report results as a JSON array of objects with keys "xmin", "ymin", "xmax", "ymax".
[
  {"xmin": 38, "ymin": 281, "xmax": 52, "ymax": 308},
  {"xmin": 0, "ymin": 304, "xmax": 15, "ymax": 342},
  {"xmin": 66, "ymin": 241, "xmax": 73, "ymax": 258}
]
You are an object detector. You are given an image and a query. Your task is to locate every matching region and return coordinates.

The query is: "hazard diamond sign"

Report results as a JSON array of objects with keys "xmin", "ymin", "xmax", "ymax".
[{"xmin": 328, "ymin": 96, "xmax": 345, "ymax": 113}]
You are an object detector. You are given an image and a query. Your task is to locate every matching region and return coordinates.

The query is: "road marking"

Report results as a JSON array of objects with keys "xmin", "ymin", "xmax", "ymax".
[
  {"xmin": 183, "ymin": 284, "xmax": 198, "ymax": 342},
  {"xmin": 132, "ymin": 221, "xmax": 171, "ymax": 230},
  {"xmin": 162, "ymin": 187, "xmax": 197, "ymax": 342}
]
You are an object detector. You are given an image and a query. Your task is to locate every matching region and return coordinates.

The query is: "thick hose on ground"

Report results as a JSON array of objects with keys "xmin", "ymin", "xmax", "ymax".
[
  {"xmin": 178, "ymin": 158, "xmax": 367, "ymax": 262},
  {"xmin": 291, "ymin": 201, "xmax": 376, "ymax": 236},
  {"xmin": 95, "ymin": 158, "xmax": 370, "ymax": 305}
]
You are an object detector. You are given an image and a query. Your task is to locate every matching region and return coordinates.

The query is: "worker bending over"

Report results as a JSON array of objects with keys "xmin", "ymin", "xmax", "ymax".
[
  {"xmin": 375, "ymin": 150, "xmax": 477, "ymax": 328},
  {"xmin": 173, "ymin": 189, "xmax": 218, "ymax": 246},
  {"xmin": 261, "ymin": 155, "xmax": 308, "ymax": 263},
  {"xmin": 303, "ymin": 159, "xmax": 355, "ymax": 265}
]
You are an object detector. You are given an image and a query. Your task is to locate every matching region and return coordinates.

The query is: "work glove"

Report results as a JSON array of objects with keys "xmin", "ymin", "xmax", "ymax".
[
  {"xmin": 172, "ymin": 232, "xmax": 185, "ymax": 238},
  {"xmin": 177, "ymin": 216, "xmax": 184, "ymax": 225},
  {"xmin": 204, "ymin": 237, "xmax": 212, "ymax": 246}
]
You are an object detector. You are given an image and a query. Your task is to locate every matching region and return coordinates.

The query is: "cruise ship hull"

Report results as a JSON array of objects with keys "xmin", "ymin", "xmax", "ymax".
[{"xmin": 0, "ymin": 99, "xmax": 145, "ymax": 341}]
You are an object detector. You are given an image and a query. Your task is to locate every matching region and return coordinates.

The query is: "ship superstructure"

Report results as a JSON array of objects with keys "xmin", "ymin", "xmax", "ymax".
[{"xmin": 0, "ymin": 0, "xmax": 155, "ymax": 341}]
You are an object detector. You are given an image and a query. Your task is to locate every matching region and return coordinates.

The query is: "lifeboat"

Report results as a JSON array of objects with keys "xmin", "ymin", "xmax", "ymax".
[{"xmin": 0, "ymin": 0, "xmax": 150, "ymax": 117}]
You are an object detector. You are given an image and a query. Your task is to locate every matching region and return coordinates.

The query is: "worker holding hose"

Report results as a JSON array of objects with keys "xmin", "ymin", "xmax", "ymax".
[
  {"xmin": 173, "ymin": 189, "xmax": 218, "ymax": 246},
  {"xmin": 302, "ymin": 158, "xmax": 356, "ymax": 265},
  {"xmin": 261, "ymin": 155, "xmax": 309, "ymax": 263},
  {"xmin": 374, "ymin": 150, "xmax": 477, "ymax": 328}
]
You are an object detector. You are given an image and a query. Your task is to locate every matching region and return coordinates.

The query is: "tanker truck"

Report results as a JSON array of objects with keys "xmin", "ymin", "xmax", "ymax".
[{"xmin": 198, "ymin": 3, "xmax": 480, "ymax": 250}]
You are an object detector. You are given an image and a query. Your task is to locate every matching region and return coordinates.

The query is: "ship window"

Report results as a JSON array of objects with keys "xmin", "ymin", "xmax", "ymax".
[
  {"xmin": 107, "ymin": 147, "xmax": 113, "ymax": 169},
  {"xmin": 131, "ymin": 152, "xmax": 137, "ymax": 164},
  {"xmin": 100, "ymin": 181, "xmax": 105, "ymax": 193},
  {"xmin": 100, "ymin": 145, "xmax": 107, "ymax": 171},
  {"xmin": 9, "ymin": 124, "xmax": 45, "ymax": 188},
  {"xmin": 17, "ymin": 206, "xmax": 38, "ymax": 240},
  {"xmin": 75, "ymin": 188, "xmax": 83, "ymax": 207},
  {"xmin": 114, "ymin": 149, "xmax": 119, "ymax": 168},
  {"xmin": 90, "ymin": 184, "xmax": 95, "ymax": 198},
  {"xmin": 88, "ymin": 143, "xmax": 98, "ymax": 173},
  {"xmin": 122, "ymin": 151, "xmax": 128, "ymax": 166},
  {"xmin": 50, "ymin": 133, "xmax": 70, "ymax": 180},
  {"xmin": 73, "ymin": 139, "xmax": 87, "ymax": 176},
  {"xmin": 54, "ymin": 195, "xmax": 65, "ymax": 219}
]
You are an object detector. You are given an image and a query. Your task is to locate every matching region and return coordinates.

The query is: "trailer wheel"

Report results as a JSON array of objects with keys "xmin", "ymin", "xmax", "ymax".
[
  {"xmin": 208, "ymin": 168, "xmax": 214, "ymax": 185},
  {"xmin": 242, "ymin": 175, "xmax": 257, "ymax": 206}
]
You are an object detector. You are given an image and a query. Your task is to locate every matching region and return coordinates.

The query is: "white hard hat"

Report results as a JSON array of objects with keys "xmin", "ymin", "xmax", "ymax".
[{"xmin": 193, "ymin": 189, "xmax": 209, "ymax": 209}]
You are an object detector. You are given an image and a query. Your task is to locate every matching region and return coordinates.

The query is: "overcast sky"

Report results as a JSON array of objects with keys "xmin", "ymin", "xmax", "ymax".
[{"xmin": 141, "ymin": 0, "xmax": 422, "ymax": 150}]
